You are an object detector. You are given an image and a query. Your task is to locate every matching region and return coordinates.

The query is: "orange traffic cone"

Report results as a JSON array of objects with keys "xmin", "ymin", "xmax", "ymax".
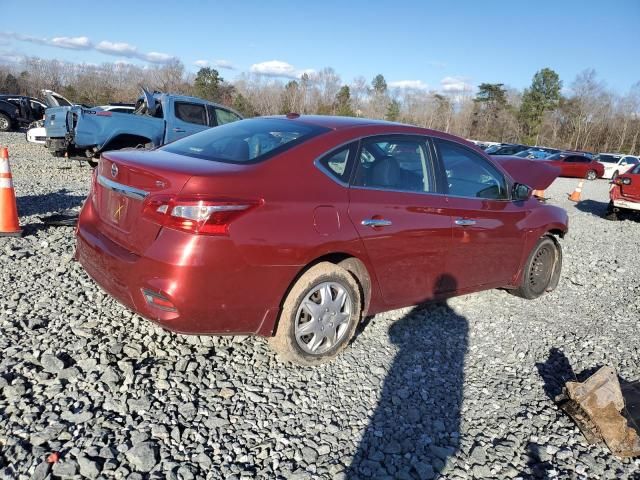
[
  {"xmin": 532, "ymin": 189, "xmax": 546, "ymax": 199},
  {"xmin": 568, "ymin": 179, "xmax": 584, "ymax": 202},
  {"xmin": 0, "ymin": 146, "xmax": 22, "ymax": 236}
]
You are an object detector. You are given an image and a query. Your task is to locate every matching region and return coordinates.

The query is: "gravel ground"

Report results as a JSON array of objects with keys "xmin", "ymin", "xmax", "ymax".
[{"xmin": 1, "ymin": 131, "xmax": 639, "ymax": 479}]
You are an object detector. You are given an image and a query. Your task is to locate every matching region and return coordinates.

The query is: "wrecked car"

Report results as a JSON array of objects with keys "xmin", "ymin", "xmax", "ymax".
[
  {"xmin": 27, "ymin": 104, "xmax": 134, "ymax": 145},
  {"xmin": 606, "ymin": 164, "xmax": 640, "ymax": 220},
  {"xmin": 0, "ymin": 95, "xmax": 48, "ymax": 132},
  {"xmin": 44, "ymin": 88, "xmax": 243, "ymax": 165}
]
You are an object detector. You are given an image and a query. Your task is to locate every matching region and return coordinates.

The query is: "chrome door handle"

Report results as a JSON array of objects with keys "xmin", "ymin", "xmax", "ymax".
[
  {"xmin": 454, "ymin": 218, "xmax": 476, "ymax": 226},
  {"xmin": 361, "ymin": 218, "xmax": 392, "ymax": 228}
]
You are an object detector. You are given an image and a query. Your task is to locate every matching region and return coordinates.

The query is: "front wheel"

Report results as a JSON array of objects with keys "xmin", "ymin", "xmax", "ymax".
[
  {"xmin": 511, "ymin": 236, "xmax": 562, "ymax": 300},
  {"xmin": 612, "ymin": 170, "xmax": 619, "ymax": 180},
  {"xmin": 269, "ymin": 262, "xmax": 362, "ymax": 365},
  {"xmin": 0, "ymin": 113, "xmax": 11, "ymax": 132},
  {"xmin": 586, "ymin": 169, "xmax": 597, "ymax": 181}
]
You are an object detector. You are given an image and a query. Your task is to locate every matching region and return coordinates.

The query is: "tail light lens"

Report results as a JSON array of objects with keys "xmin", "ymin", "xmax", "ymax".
[
  {"xmin": 142, "ymin": 196, "xmax": 261, "ymax": 235},
  {"xmin": 614, "ymin": 177, "xmax": 632, "ymax": 186}
]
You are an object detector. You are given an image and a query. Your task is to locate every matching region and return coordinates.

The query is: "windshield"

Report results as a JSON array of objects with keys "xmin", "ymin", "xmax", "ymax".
[
  {"xmin": 484, "ymin": 145, "xmax": 501, "ymax": 154},
  {"xmin": 595, "ymin": 154, "xmax": 621, "ymax": 164},
  {"xmin": 162, "ymin": 118, "xmax": 330, "ymax": 163},
  {"xmin": 546, "ymin": 153, "xmax": 567, "ymax": 160}
]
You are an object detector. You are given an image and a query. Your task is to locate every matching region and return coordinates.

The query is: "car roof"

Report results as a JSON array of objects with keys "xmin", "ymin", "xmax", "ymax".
[{"xmin": 264, "ymin": 114, "xmax": 406, "ymax": 131}]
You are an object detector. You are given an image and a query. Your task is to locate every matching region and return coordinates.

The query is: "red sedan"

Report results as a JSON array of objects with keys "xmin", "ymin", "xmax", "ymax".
[
  {"xmin": 76, "ymin": 115, "xmax": 568, "ymax": 364},
  {"xmin": 607, "ymin": 164, "xmax": 640, "ymax": 220},
  {"xmin": 544, "ymin": 152, "xmax": 605, "ymax": 180}
]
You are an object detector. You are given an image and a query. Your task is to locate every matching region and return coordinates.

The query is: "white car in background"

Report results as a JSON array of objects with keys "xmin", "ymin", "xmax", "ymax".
[
  {"xmin": 596, "ymin": 153, "xmax": 640, "ymax": 179},
  {"xmin": 26, "ymin": 104, "xmax": 134, "ymax": 145}
]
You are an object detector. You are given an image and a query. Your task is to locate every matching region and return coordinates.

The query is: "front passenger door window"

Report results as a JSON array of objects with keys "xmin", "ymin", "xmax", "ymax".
[{"xmin": 434, "ymin": 139, "xmax": 508, "ymax": 200}]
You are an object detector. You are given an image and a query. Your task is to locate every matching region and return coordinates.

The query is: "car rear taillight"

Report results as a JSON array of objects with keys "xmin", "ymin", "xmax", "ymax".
[
  {"xmin": 96, "ymin": 111, "xmax": 112, "ymax": 117},
  {"xmin": 142, "ymin": 196, "xmax": 261, "ymax": 235},
  {"xmin": 614, "ymin": 176, "xmax": 632, "ymax": 186}
]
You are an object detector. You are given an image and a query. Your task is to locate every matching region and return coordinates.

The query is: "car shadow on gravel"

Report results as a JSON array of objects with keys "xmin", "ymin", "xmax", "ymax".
[
  {"xmin": 16, "ymin": 189, "xmax": 85, "ymax": 217},
  {"xmin": 348, "ymin": 275, "xmax": 467, "ymax": 479}
]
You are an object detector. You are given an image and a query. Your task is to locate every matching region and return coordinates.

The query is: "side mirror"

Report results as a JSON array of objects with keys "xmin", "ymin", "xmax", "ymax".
[{"xmin": 513, "ymin": 183, "xmax": 532, "ymax": 201}]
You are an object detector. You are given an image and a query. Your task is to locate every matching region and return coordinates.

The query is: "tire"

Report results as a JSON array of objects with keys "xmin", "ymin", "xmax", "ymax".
[
  {"xmin": 612, "ymin": 170, "xmax": 619, "ymax": 180},
  {"xmin": 586, "ymin": 169, "xmax": 597, "ymax": 181},
  {"xmin": 0, "ymin": 113, "xmax": 11, "ymax": 132},
  {"xmin": 511, "ymin": 236, "xmax": 562, "ymax": 300},
  {"xmin": 605, "ymin": 201, "xmax": 619, "ymax": 221},
  {"xmin": 269, "ymin": 262, "xmax": 362, "ymax": 365}
]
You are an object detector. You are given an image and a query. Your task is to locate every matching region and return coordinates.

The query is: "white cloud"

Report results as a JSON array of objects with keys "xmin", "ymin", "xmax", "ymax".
[
  {"xmin": 194, "ymin": 59, "xmax": 236, "ymax": 70},
  {"xmin": 251, "ymin": 60, "xmax": 297, "ymax": 78},
  {"xmin": 50, "ymin": 36, "xmax": 92, "ymax": 49},
  {"xmin": 0, "ymin": 31, "xmax": 177, "ymax": 64},
  {"xmin": 389, "ymin": 80, "xmax": 429, "ymax": 90},
  {"xmin": 250, "ymin": 60, "xmax": 312, "ymax": 79},
  {"xmin": 440, "ymin": 76, "xmax": 473, "ymax": 93},
  {"xmin": 96, "ymin": 41, "xmax": 138, "ymax": 56},
  {"xmin": 213, "ymin": 59, "xmax": 235, "ymax": 70},
  {"xmin": 0, "ymin": 49, "xmax": 23, "ymax": 64}
]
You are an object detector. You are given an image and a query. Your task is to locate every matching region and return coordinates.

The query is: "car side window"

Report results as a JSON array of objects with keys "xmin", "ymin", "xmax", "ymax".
[
  {"xmin": 434, "ymin": 138, "xmax": 509, "ymax": 200},
  {"xmin": 175, "ymin": 102, "xmax": 207, "ymax": 125},
  {"xmin": 351, "ymin": 137, "xmax": 434, "ymax": 193},
  {"xmin": 216, "ymin": 108, "xmax": 242, "ymax": 126},
  {"xmin": 318, "ymin": 146, "xmax": 353, "ymax": 183}
]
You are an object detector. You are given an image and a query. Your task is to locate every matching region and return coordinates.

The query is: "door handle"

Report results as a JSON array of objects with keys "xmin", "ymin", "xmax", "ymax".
[
  {"xmin": 454, "ymin": 218, "xmax": 476, "ymax": 226},
  {"xmin": 173, "ymin": 127, "xmax": 186, "ymax": 133},
  {"xmin": 361, "ymin": 218, "xmax": 392, "ymax": 228}
]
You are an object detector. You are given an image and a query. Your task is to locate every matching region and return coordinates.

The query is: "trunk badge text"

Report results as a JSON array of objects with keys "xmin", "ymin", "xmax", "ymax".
[
  {"xmin": 111, "ymin": 163, "xmax": 118, "ymax": 178},
  {"xmin": 114, "ymin": 202, "xmax": 125, "ymax": 221},
  {"xmin": 155, "ymin": 180, "xmax": 165, "ymax": 188}
]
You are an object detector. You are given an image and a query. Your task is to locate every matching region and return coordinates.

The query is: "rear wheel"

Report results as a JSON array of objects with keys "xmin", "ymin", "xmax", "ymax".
[
  {"xmin": 269, "ymin": 262, "xmax": 362, "ymax": 365},
  {"xmin": 0, "ymin": 113, "xmax": 11, "ymax": 132},
  {"xmin": 605, "ymin": 201, "xmax": 619, "ymax": 221},
  {"xmin": 586, "ymin": 169, "xmax": 597, "ymax": 181},
  {"xmin": 511, "ymin": 236, "xmax": 561, "ymax": 299}
]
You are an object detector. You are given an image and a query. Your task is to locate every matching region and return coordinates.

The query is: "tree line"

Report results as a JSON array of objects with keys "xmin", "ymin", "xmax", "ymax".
[{"xmin": 1, "ymin": 57, "xmax": 639, "ymax": 154}]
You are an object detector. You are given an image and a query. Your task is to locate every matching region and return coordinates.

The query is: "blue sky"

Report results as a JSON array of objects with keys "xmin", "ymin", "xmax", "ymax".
[{"xmin": 1, "ymin": 0, "xmax": 638, "ymax": 94}]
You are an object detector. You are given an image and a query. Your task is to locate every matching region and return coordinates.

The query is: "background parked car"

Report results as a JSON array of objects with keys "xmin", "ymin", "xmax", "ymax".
[
  {"xmin": 595, "ymin": 152, "xmax": 640, "ymax": 179},
  {"xmin": 513, "ymin": 147, "xmax": 561, "ymax": 159},
  {"xmin": 485, "ymin": 143, "xmax": 529, "ymax": 156},
  {"xmin": 545, "ymin": 153, "xmax": 604, "ymax": 180},
  {"xmin": 0, "ymin": 95, "xmax": 48, "ymax": 131},
  {"xmin": 607, "ymin": 163, "xmax": 640, "ymax": 220}
]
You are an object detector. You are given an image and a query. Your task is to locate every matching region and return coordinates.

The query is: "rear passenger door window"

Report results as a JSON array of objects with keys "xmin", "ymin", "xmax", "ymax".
[
  {"xmin": 317, "ymin": 145, "xmax": 354, "ymax": 184},
  {"xmin": 175, "ymin": 102, "xmax": 207, "ymax": 125},
  {"xmin": 351, "ymin": 136, "xmax": 434, "ymax": 193},
  {"xmin": 434, "ymin": 139, "xmax": 508, "ymax": 200}
]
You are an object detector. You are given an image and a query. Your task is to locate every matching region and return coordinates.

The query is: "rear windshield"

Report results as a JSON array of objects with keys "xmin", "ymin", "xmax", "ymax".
[
  {"xmin": 162, "ymin": 118, "xmax": 329, "ymax": 163},
  {"xmin": 595, "ymin": 154, "xmax": 621, "ymax": 163}
]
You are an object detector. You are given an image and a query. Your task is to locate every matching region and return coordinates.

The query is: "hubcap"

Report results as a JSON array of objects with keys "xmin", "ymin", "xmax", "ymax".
[
  {"xmin": 0, "ymin": 117, "xmax": 8, "ymax": 130},
  {"xmin": 529, "ymin": 245, "xmax": 554, "ymax": 294},
  {"xmin": 587, "ymin": 170, "xmax": 596, "ymax": 180},
  {"xmin": 294, "ymin": 282, "xmax": 352, "ymax": 355}
]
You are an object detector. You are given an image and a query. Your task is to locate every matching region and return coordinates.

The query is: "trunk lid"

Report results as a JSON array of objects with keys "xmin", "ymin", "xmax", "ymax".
[
  {"xmin": 492, "ymin": 156, "xmax": 561, "ymax": 190},
  {"xmin": 94, "ymin": 149, "xmax": 247, "ymax": 254}
]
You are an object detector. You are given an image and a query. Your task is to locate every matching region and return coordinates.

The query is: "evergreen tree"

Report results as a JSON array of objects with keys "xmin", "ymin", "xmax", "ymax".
[
  {"xmin": 519, "ymin": 68, "xmax": 562, "ymax": 144},
  {"xmin": 335, "ymin": 85, "xmax": 355, "ymax": 116},
  {"xmin": 386, "ymin": 99, "xmax": 400, "ymax": 121},
  {"xmin": 372, "ymin": 74, "xmax": 388, "ymax": 95},
  {"xmin": 193, "ymin": 67, "xmax": 224, "ymax": 102}
]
